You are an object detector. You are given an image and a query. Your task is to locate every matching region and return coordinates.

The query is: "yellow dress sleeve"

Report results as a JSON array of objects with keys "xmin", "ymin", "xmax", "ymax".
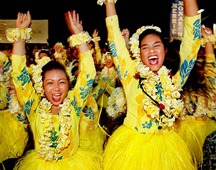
[
  {"xmin": 106, "ymin": 15, "xmax": 136, "ymax": 87},
  {"xmin": 205, "ymin": 54, "xmax": 216, "ymax": 90},
  {"xmin": 70, "ymin": 50, "xmax": 96, "ymax": 117},
  {"xmin": 11, "ymin": 54, "xmax": 40, "ymax": 124},
  {"xmin": 174, "ymin": 14, "xmax": 201, "ymax": 87},
  {"xmin": 0, "ymin": 84, "xmax": 9, "ymax": 110},
  {"xmin": 95, "ymin": 47, "xmax": 102, "ymax": 64}
]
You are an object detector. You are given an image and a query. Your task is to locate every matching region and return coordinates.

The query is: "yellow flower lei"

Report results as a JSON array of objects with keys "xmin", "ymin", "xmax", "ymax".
[
  {"xmin": 181, "ymin": 90, "xmax": 216, "ymax": 119},
  {"xmin": 0, "ymin": 64, "xmax": 12, "ymax": 87},
  {"xmin": 6, "ymin": 28, "xmax": 32, "ymax": 43},
  {"xmin": 128, "ymin": 26, "xmax": 162, "ymax": 58},
  {"xmin": 106, "ymin": 87, "xmax": 127, "ymax": 119},
  {"xmin": 31, "ymin": 57, "xmax": 51, "ymax": 95},
  {"xmin": 37, "ymin": 97, "xmax": 72, "ymax": 161},
  {"xmin": 67, "ymin": 31, "xmax": 92, "ymax": 48},
  {"xmin": 136, "ymin": 59, "xmax": 184, "ymax": 128}
]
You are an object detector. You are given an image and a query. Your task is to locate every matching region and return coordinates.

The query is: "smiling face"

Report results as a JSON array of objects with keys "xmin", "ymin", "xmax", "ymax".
[
  {"xmin": 43, "ymin": 69, "xmax": 69, "ymax": 107},
  {"xmin": 105, "ymin": 57, "xmax": 114, "ymax": 68},
  {"xmin": 140, "ymin": 33, "xmax": 166, "ymax": 73}
]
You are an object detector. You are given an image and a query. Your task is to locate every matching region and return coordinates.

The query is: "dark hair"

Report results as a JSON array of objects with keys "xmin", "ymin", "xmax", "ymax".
[
  {"xmin": 39, "ymin": 50, "xmax": 50, "ymax": 57},
  {"xmin": 41, "ymin": 61, "xmax": 71, "ymax": 89},
  {"xmin": 139, "ymin": 29, "xmax": 180, "ymax": 75},
  {"xmin": 71, "ymin": 66, "xmax": 79, "ymax": 76}
]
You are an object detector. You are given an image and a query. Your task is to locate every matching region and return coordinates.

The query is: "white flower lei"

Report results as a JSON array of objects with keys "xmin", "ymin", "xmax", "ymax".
[
  {"xmin": 37, "ymin": 97, "xmax": 72, "ymax": 161},
  {"xmin": 136, "ymin": 59, "xmax": 184, "ymax": 128},
  {"xmin": 106, "ymin": 87, "xmax": 127, "ymax": 119},
  {"xmin": 181, "ymin": 90, "xmax": 216, "ymax": 119},
  {"xmin": 31, "ymin": 57, "xmax": 51, "ymax": 95},
  {"xmin": 128, "ymin": 26, "xmax": 162, "ymax": 58},
  {"xmin": 8, "ymin": 93, "xmax": 23, "ymax": 114}
]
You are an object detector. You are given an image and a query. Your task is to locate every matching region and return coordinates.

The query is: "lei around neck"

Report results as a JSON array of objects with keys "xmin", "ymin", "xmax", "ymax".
[{"xmin": 135, "ymin": 59, "xmax": 184, "ymax": 128}]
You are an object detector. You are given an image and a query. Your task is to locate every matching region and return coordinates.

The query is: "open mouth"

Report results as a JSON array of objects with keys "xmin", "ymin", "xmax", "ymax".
[
  {"xmin": 52, "ymin": 93, "xmax": 62, "ymax": 102},
  {"xmin": 148, "ymin": 55, "xmax": 159, "ymax": 65}
]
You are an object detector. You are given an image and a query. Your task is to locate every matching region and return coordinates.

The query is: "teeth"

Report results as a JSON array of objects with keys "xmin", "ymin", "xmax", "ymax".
[
  {"xmin": 149, "ymin": 56, "xmax": 158, "ymax": 60},
  {"xmin": 54, "ymin": 94, "xmax": 61, "ymax": 96}
]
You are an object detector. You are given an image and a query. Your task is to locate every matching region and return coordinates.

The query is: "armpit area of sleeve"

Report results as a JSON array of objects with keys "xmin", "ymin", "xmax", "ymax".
[
  {"xmin": 11, "ymin": 54, "xmax": 26, "ymax": 70},
  {"xmin": 79, "ymin": 50, "xmax": 92, "ymax": 60}
]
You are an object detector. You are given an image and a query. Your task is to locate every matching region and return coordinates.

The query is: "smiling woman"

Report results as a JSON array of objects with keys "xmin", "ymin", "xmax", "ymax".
[{"xmin": 7, "ymin": 10, "xmax": 103, "ymax": 170}]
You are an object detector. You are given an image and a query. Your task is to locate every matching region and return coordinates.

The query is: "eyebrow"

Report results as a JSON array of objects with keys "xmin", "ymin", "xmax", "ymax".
[{"xmin": 141, "ymin": 41, "xmax": 162, "ymax": 48}]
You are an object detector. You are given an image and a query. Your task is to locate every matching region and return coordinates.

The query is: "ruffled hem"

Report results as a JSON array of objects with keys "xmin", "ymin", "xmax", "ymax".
[
  {"xmin": 174, "ymin": 116, "xmax": 216, "ymax": 166},
  {"xmin": 103, "ymin": 125, "xmax": 196, "ymax": 170},
  {"xmin": 14, "ymin": 148, "xmax": 103, "ymax": 170},
  {"xmin": 0, "ymin": 110, "xmax": 29, "ymax": 163}
]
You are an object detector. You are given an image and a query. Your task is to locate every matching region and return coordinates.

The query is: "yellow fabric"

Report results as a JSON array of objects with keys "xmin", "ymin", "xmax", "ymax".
[
  {"xmin": 175, "ymin": 54, "xmax": 216, "ymax": 167},
  {"xmin": 79, "ymin": 79, "xmax": 109, "ymax": 155},
  {"xmin": 13, "ymin": 148, "xmax": 103, "ymax": 170},
  {"xmin": 103, "ymin": 125, "xmax": 196, "ymax": 170},
  {"xmin": 0, "ymin": 84, "xmax": 9, "ymax": 110},
  {"xmin": 10, "ymin": 50, "xmax": 100, "ymax": 169},
  {"xmin": 174, "ymin": 117, "xmax": 216, "ymax": 167},
  {"xmin": 104, "ymin": 14, "xmax": 201, "ymax": 169},
  {"xmin": 0, "ymin": 52, "xmax": 10, "ymax": 109},
  {"xmin": 95, "ymin": 47, "xmax": 102, "ymax": 64},
  {"xmin": 0, "ymin": 109, "xmax": 29, "ymax": 163}
]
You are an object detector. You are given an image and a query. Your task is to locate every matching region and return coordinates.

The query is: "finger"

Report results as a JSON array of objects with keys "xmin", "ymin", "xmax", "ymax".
[
  {"xmin": 72, "ymin": 10, "xmax": 76, "ymax": 22},
  {"xmin": 76, "ymin": 13, "xmax": 79, "ymax": 23},
  {"xmin": 68, "ymin": 11, "xmax": 73, "ymax": 25},
  {"xmin": 17, "ymin": 12, "xmax": 21, "ymax": 21},
  {"xmin": 23, "ymin": 14, "xmax": 27, "ymax": 22}
]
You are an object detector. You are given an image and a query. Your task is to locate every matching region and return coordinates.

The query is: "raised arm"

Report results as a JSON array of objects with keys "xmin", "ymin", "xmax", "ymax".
[
  {"xmin": 201, "ymin": 26, "xmax": 216, "ymax": 90},
  {"xmin": 10, "ymin": 12, "xmax": 39, "ymax": 119},
  {"xmin": 65, "ymin": 10, "xmax": 96, "ymax": 116},
  {"xmin": 104, "ymin": 0, "xmax": 135, "ymax": 87},
  {"xmin": 174, "ymin": 0, "xmax": 201, "ymax": 87},
  {"xmin": 184, "ymin": 0, "xmax": 199, "ymax": 17}
]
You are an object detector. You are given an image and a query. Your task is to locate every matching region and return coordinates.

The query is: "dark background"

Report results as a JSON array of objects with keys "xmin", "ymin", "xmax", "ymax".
[{"xmin": 0, "ymin": 0, "xmax": 215, "ymax": 48}]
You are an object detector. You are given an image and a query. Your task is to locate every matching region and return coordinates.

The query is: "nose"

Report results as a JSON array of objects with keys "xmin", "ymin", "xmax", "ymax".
[
  {"xmin": 149, "ymin": 47, "xmax": 155, "ymax": 54},
  {"xmin": 53, "ymin": 83, "xmax": 60, "ymax": 91}
]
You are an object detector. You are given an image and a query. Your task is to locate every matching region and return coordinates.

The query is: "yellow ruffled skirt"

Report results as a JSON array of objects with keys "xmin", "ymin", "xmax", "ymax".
[
  {"xmin": 0, "ymin": 110, "xmax": 29, "ymax": 163},
  {"xmin": 174, "ymin": 116, "xmax": 216, "ymax": 167},
  {"xmin": 103, "ymin": 124, "xmax": 196, "ymax": 170},
  {"xmin": 13, "ymin": 148, "xmax": 103, "ymax": 170},
  {"xmin": 79, "ymin": 127, "xmax": 107, "ymax": 156}
]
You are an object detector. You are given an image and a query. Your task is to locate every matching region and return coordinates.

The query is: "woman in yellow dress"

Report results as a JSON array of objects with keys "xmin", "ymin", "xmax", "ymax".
[
  {"xmin": 175, "ymin": 26, "xmax": 216, "ymax": 168},
  {"xmin": 0, "ymin": 52, "xmax": 29, "ymax": 165},
  {"xmin": 99, "ymin": 0, "xmax": 201, "ymax": 169},
  {"xmin": 9, "ymin": 10, "xmax": 102, "ymax": 170}
]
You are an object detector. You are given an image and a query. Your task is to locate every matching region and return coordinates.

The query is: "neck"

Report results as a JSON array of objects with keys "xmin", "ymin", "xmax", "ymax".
[{"xmin": 51, "ymin": 105, "xmax": 61, "ymax": 115}]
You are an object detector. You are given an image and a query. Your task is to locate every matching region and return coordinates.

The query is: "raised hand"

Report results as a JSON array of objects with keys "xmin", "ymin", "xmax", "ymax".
[
  {"xmin": 16, "ymin": 11, "xmax": 31, "ymax": 29},
  {"xmin": 92, "ymin": 29, "xmax": 99, "ymax": 38},
  {"xmin": 121, "ymin": 28, "xmax": 130, "ymax": 44},
  {"xmin": 65, "ymin": 10, "xmax": 83, "ymax": 35}
]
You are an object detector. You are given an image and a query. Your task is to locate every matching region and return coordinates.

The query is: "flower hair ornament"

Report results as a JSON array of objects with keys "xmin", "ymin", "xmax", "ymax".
[{"xmin": 128, "ymin": 26, "xmax": 162, "ymax": 58}]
